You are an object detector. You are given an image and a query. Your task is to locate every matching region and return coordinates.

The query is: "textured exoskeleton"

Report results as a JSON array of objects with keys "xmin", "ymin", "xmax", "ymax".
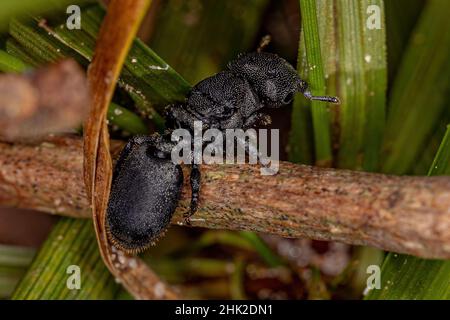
[
  {"xmin": 107, "ymin": 136, "xmax": 183, "ymax": 253},
  {"xmin": 107, "ymin": 51, "xmax": 339, "ymax": 253}
]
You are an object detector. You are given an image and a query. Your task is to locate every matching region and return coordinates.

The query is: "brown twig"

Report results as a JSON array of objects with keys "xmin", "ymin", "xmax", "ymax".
[{"xmin": 1, "ymin": 135, "xmax": 450, "ymax": 259}]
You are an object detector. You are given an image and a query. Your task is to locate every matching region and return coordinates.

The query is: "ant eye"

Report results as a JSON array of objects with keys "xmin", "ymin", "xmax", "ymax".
[{"xmin": 283, "ymin": 92, "xmax": 294, "ymax": 104}]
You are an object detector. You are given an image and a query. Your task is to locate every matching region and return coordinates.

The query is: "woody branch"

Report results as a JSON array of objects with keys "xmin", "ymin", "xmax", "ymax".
[{"xmin": 1, "ymin": 135, "xmax": 450, "ymax": 259}]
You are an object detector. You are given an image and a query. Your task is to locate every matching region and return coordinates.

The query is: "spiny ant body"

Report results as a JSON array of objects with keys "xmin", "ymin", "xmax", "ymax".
[{"xmin": 106, "ymin": 52, "xmax": 339, "ymax": 254}]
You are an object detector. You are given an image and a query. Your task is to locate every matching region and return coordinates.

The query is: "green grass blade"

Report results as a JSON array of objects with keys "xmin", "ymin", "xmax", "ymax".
[
  {"xmin": 0, "ymin": 245, "xmax": 35, "ymax": 267},
  {"xmin": 107, "ymin": 103, "xmax": 149, "ymax": 135},
  {"xmin": 0, "ymin": 245, "xmax": 35, "ymax": 298},
  {"xmin": 12, "ymin": 219, "xmax": 120, "ymax": 300},
  {"xmin": 0, "ymin": 0, "xmax": 92, "ymax": 31},
  {"xmin": 5, "ymin": 39, "xmax": 46, "ymax": 67},
  {"xmin": 8, "ymin": 4, "xmax": 191, "ymax": 117},
  {"xmin": 335, "ymin": 0, "xmax": 366, "ymax": 169},
  {"xmin": 289, "ymin": 29, "xmax": 314, "ymax": 165},
  {"xmin": 297, "ymin": 0, "xmax": 387, "ymax": 170},
  {"xmin": 367, "ymin": 126, "xmax": 450, "ymax": 299},
  {"xmin": 238, "ymin": 232, "xmax": 283, "ymax": 267},
  {"xmin": 366, "ymin": 253, "xmax": 450, "ymax": 300},
  {"xmin": 298, "ymin": 0, "xmax": 333, "ymax": 166},
  {"xmin": 334, "ymin": 0, "xmax": 387, "ymax": 171},
  {"xmin": 0, "ymin": 49, "xmax": 29, "ymax": 72},
  {"xmin": 382, "ymin": 0, "xmax": 450, "ymax": 174},
  {"xmin": 56, "ymin": 5, "xmax": 191, "ymax": 110},
  {"xmin": 412, "ymin": 117, "xmax": 450, "ymax": 175},
  {"xmin": 372, "ymin": 4, "xmax": 450, "ymax": 298},
  {"xmin": 359, "ymin": 0, "xmax": 387, "ymax": 172},
  {"xmin": 385, "ymin": 0, "xmax": 424, "ymax": 83},
  {"xmin": 428, "ymin": 125, "xmax": 450, "ymax": 176}
]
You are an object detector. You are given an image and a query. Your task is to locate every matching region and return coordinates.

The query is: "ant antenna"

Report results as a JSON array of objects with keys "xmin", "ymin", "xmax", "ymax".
[
  {"xmin": 257, "ymin": 35, "xmax": 272, "ymax": 52},
  {"xmin": 303, "ymin": 89, "xmax": 340, "ymax": 104}
]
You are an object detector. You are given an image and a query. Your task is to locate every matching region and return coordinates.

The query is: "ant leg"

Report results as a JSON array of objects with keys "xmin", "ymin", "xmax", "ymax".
[{"xmin": 184, "ymin": 164, "xmax": 201, "ymax": 225}]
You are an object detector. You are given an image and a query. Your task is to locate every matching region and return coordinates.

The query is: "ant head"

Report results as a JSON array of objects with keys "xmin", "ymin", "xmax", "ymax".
[{"xmin": 228, "ymin": 52, "xmax": 303, "ymax": 108}]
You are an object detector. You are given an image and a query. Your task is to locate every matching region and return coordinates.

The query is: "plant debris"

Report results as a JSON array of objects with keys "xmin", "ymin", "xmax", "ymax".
[{"xmin": 0, "ymin": 59, "xmax": 89, "ymax": 140}]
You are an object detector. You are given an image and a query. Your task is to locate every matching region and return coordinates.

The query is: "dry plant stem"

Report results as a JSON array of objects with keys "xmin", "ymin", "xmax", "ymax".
[
  {"xmin": 1, "ymin": 136, "xmax": 450, "ymax": 259},
  {"xmin": 82, "ymin": 0, "xmax": 177, "ymax": 299}
]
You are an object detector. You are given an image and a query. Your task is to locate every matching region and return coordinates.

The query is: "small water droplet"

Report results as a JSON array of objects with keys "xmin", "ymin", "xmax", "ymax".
[{"xmin": 149, "ymin": 64, "xmax": 169, "ymax": 71}]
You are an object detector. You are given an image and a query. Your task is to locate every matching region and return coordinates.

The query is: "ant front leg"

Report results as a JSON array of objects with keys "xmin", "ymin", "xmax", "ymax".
[{"xmin": 184, "ymin": 163, "xmax": 201, "ymax": 225}]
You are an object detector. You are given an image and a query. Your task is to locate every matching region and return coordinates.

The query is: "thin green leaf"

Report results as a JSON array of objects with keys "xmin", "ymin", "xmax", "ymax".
[
  {"xmin": 428, "ymin": 125, "xmax": 450, "ymax": 176},
  {"xmin": 8, "ymin": 4, "xmax": 190, "ymax": 122},
  {"xmin": 333, "ymin": 0, "xmax": 387, "ymax": 171},
  {"xmin": 0, "ymin": 0, "xmax": 92, "ymax": 31},
  {"xmin": 55, "ymin": 5, "xmax": 191, "ymax": 109},
  {"xmin": 0, "ymin": 49, "xmax": 29, "ymax": 72},
  {"xmin": 230, "ymin": 258, "xmax": 246, "ymax": 300},
  {"xmin": 413, "ymin": 117, "xmax": 450, "ymax": 175},
  {"xmin": 369, "ymin": 2, "xmax": 450, "ymax": 298},
  {"xmin": 0, "ymin": 245, "xmax": 35, "ymax": 267},
  {"xmin": 382, "ymin": 0, "xmax": 450, "ymax": 174},
  {"xmin": 239, "ymin": 232, "xmax": 283, "ymax": 268},
  {"xmin": 5, "ymin": 39, "xmax": 46, "ymax": 67},
  {"xmin": 385, "ymin": 0, "xmax": 424, "ymax": 83},
  {"xmin": 359, "ymin": 0, "xmax": 387, "ymax": 172},
  {"xmin": 296, "ymin": 0, "xmax": 387, "ymax": 170},
  {"xmin": 107, "ymin": 103, "xmax": 149, "ymax": 135},
  {"xmin": 298, "ymin": 0, "xmax": 333, "ymax": 166},
  {"xmin": 289, "ymin": 29, "xmax": 314, "ymax": 165},
  {"xmin": 0, "ymin": 245, "xmax": 35, "ymax": 298},
  {"xmin": 12, "ymin": 219, "xmax": 120, "ymax": 300}
]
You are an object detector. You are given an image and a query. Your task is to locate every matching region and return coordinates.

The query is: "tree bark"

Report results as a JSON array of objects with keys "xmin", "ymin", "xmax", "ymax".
[{"xmin": 1, "ymin": 135, "xmax": 450, "ymax": 259}]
